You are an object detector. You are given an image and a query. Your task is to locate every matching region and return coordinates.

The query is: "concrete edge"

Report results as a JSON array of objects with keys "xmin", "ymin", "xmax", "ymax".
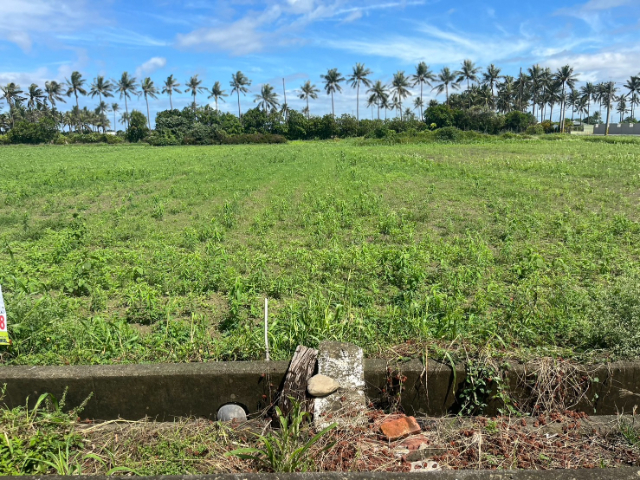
[
  {"xmin": 5, "ymin": 469, "xmax": 640, "ymax": 480},
  {"xmin": 1, "ymin": 359, "xmax": 639, "ymax": 420}
]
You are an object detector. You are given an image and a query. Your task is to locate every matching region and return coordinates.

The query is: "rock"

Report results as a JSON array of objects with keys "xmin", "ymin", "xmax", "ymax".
[
  {"xmin": 407, "ymin": 448, "xmax": 448, "ymax": 462},
  {"xmin": 307, "ymin": 374, "xmax": 340, "ymax": 397},
  {"xmin": 380, "ymin": 415, "xmax": 421, "ymax": 441},
  {"xmin": 410, "ymin": 460, "xmax": 441, "ymax": 472},
  {"xmin": 401, "ymin": 436, "xmax": 430, "ymax": 451},
  {"xmin": 217, "ymin": 404, "xmax": 247, "ymax": 422}
]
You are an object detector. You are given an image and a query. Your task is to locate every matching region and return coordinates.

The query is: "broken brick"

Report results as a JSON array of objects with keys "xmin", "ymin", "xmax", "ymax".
[{"xmin": 380, "ymin": 415, "xmax": 421, "ymax": 441}]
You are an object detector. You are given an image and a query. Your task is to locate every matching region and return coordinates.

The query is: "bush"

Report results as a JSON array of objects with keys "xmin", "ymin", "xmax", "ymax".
[
  {"xmin": 125, "ymin": 110, "xmax": 150, "ymax": 143},
  {"xmin": 8, "ymin": 117, "xmax": 59, "ymax": 144},
  {"xmin": 434, "ymin": 126, "xmax": 463, "ymax": 142},
  {"xmin": 424, "ymin": 105, "xmax": 454, "ymax": 128},
  {"xmin": 146, "ymin": 132, "xmax": 180, "ymax": 146},
  {"xmin": 504, "ymin": 111, "xmax": 536, "ymax": 133},
  {"xmin": 220, "ymin": 133, "xmax": 287, "ymax": 145},
  {"xmin": 525, "ymin": 124, "xmax": 544, "ymax": 135},
  {"xmin": 0, "ymin": 134, "xmax": 9, "ymax": 145}
]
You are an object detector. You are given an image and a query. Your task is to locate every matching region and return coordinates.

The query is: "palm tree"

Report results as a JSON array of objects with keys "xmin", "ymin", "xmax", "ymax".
[
  {"xmin": 527, "ymin": 65, "xmax": 545, "ymax": 118},
  {"xmin": 65, "ymin": 71, "xmax": 87, "ymax": 131},
  {"xmin": 89, "ymin": 76, "xmax": 114, "ymax": 117},
  {"xmin": 298, "ymin": 80, "xmax": 319, "ymax": 119},
  {"xmin": 347, "ymin": 63, "xmax": 373, "ymax": 121},
  {"xmin": 457, "ymin": 59, "xmax": 480, "ymax": 90},
  {"xmin": 185, "ymin": 75, "xmax": 205, "ymax": 113},
  {"xmin": 115, "ymin": 72, "xmax": 139, "ymax": 128},
  {"xmin": 433, "ymin": 67, "xmax": 459, "ymax": 105},
  {"xmin": 26, "ymin": 84, "xmax": 46, "ymax": 110},
  {"xmin": 390, "ymin": 71, "xmax": 412, "ymax": 121},
  {"xmin": 616, "ymin": 95, "xmax": 628, "ymax": 122},
  {"xmin": 554, "ymin": 65, "xmax": 578, "ymax": 132},
  {"xmin": 230, "ymin": 71, "xmax": 252, "ymax": 118},
  {"xmin": 254, "ymin": 84, "xmax": 279, "ymax": 113},
  {"xmin": 162, "ymin": 75, "xmax": 181, "ymax": 110},
  {"xmin": 1, "ymin": 83, "xmax": 25, "ymax": 127},
  {"xmin": 208, "ymin": 81, "xmax": 227, "ymax": 111},
  {"xmin": 580, "ymin": 82, "xmax": 596, "ymax": 122},
  {"xmin": 413, "ymin": 97, "xmax": 424, "ymax": 115},
  {"xmin": 44, "ymin": 81, "xmax": 66, "ymax": 108},
  {"xmin": 367, "ymin": 80, "xmax": 388, "ymax": 119},
  {"xmin": 110, "ymin": 103, "xmax": 119, "ymax": 132},
  {"xmin": 141, "ymin": 77, "xmax": 158, "ymax": 128},
  {"xmin": 410, "ymin": 62, "xmax": 435, "ymax": 119},
  {"xmin": 65, "ymin": 71, "xmax": 87, "ymax": 110},
  {"xmin": 321, "ymin": 68, "xmax": 345, "ymax": 118},
  {"xmin": 623, "ymin": 75, "xmax": 640, "ymax": 120},
  {"xmin": 482, "ymin": 64, "xmax": 502, "ymax": 99},
  {"xmin": 601, "ymin": 81, "xmax": 617, "ymax": 135}
]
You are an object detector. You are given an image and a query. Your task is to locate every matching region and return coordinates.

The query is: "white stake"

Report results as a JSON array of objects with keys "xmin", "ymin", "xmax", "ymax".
[{"xmin": 264, "ymin": 298, "xmax": 270, "ymax": 361}]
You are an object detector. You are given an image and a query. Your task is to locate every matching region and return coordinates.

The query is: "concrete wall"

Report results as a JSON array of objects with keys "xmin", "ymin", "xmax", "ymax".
[
  {"xmin": 2, "ymin": 359, "xmax": 640, "ymax": 420},
  {"xmin": 593, "ymin": 123, "xmax": 640, "ymax": 135}
]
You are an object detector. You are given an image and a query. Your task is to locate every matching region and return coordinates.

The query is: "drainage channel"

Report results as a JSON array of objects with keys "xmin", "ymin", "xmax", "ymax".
[{"xmin": 1, "ymin": 358, "xmax": 638, "ymax": 420}]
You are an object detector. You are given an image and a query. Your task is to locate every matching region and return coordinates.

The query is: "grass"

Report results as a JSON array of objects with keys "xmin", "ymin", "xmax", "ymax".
[{"xmin": 0, "ymin": 136, "xmax": 639, "ymax": 366}]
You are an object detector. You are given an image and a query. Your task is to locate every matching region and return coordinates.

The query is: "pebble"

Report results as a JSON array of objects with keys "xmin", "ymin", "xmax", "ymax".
[
  {"xmin": 217, "ymin": 404, "xmax": 247, "ymax": 422},
  {"xmin": 307, "ymin": 374, "xmax": 340, "ymax": 397}
]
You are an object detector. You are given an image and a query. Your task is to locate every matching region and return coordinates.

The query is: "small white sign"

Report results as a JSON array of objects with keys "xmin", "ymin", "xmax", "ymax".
[{"xmin": 0, "ymin": 285, "xmax": 9, "ymax": 345}]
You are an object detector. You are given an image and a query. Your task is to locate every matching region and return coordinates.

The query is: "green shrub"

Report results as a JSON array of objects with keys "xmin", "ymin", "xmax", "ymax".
[
  {"xmin": 0, "ymin": 134, "xmax": 9, "ymax": 145},
  {"xmin": 434, "ymin": 126, "xmax": 463, "ymax": 142},
  {"xmin": 147, "ymin": 132, "xmax": 180, "ymax": 146},
  {"xmin": 424, "ymin": 104, "xmax": 455, "ymax": 128},
  {"xmin": 8, "ymin": 118, "xmax": 59, "ymax": 144},
  {"xmin": 220, "ymin": 133, "xmax": 287, "ymax": 145},
  {"xmin": 125, "ymin": 110, "xmax": 150, "ymax": 143},
  {"xmin": 504, "ymin": 111, "xmax": 536, "ymax": 133},
  {"xmin": 525, "ymin": 124, "xmax": 544, "ymax": 135}
]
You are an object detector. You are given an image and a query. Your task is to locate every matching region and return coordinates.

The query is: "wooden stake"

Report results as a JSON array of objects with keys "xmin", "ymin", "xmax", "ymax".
[{"xmin": 264, "ymin": 298, "xmax": 270, "ymax": 361}]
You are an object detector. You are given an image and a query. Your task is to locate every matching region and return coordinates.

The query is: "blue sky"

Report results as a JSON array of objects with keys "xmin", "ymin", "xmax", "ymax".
[{"xmin": 1, "ymin": 0, "xmax": 639, "ymax": 123}]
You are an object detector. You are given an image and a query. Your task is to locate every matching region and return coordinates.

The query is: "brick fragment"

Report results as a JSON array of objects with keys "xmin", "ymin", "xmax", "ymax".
[{"xmin": 380, "ymin": 415, "xmax": 421, "ymax": 441}]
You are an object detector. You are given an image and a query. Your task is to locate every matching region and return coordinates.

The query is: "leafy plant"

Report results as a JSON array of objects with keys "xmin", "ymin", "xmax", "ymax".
[{"xmin": 226, "ymin": 401, "xmax": 337, "ymax": 472}]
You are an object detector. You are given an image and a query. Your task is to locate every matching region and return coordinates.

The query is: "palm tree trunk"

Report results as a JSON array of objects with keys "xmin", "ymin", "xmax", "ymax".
[
  {"xmin": 446, "ymin": 84, "xmax": 449, "ymax": 105},
  {"xmin": 145, "ymin": 94, "xmax": 151, "ymax": 129},
  {"xmin": 124, "ymin": 96, "xmax": 129, "ymax": 129},
  {"xmin": 356, "ymin": 83, "xmax": 360, "ymax": 121},
  {"xmin": 215, "ymin": 98, "xmax": 218, "ymax": 111},
  {"xmin": 332, "ymin": 92, "xmax": 335, "ymax": 118},
  {"xmin": 420, "ymin": 81, "xmax": 424, "ymax": 120},
  {"xmin": 169, "ymin": 92, "xmax": 173, "ymax": 110},
  {"xmin": 237, "ymin": 91, "xmax": 241, "ymax": 119}
]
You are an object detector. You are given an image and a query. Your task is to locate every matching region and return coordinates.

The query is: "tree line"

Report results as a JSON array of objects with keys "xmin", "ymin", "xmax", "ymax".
[{"xmin": 1, "ymin": 60, "xmax": 639, "ymax": 136}]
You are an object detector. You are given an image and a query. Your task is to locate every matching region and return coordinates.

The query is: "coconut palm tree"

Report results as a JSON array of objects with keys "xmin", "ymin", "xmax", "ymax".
[
  {"xmin": 65, "ymin": 71, "xmax": 87, "ymax": 110},
  {"xmin": 601, "ymin": 81, "xmax": 617, "ymax": 135},
  {"xmin": 347, "ymin": 63, "xmax": 373, "ymax": 121},
  {"xmin": 497, "ymin": 76, "xmax": 516, "ymax": 113},
  {"xmin": 413, "ymin": 97, "xmax": 424, "ymax": 115},
  {"xmin": 367, "ymin": 81, "xmax": 388, "ymax": 120},
  {"xmin": 1, "ymin": 83, "xmax": 25, "ymax": 127},
  {"xmin": 321, "ymin": 68, "xmax": 344, "ymax": 118},
  {"xmin": 457, "ymin": 59, "xmax": 480, "ymax": 90},
  {"xmin": 390, "ymin": 71, "xmax": 412, "ymax": 121},
  {"xmin": 208, "ymin": 81, "xmax": 227, "ymax": 111},
  {"xmin": 298, "ymin": 80, "xmax": 319, "ymax": 119},
  {"xmin": 141, "ymin": 77, "xmax": 159, "ymax": 128},
  {"xmin": 44, "ymin": 81, "xmax": 66, "ymax": 108},
  {"xmin": 527, "ymin": 65, "xmax": 545, "ymax": 118},
  {"xmin": 162, "ymin": 74, "xmax": 181, "ymax": 110},
  {"xmin": 616, "ymin": 95, "xmax": 628, "ymax": 122},
  {"xmin": 433, "ymin": 67, "xmax": 459, "ymax": 105},
  {"xmin": 623, "ymin": 75, "xmax": 640, "ymax": 120},
  {"xmin": 254, "ymin": 84, "xmax": 279, "ymax": 113},
  {"xmin": 554, "ymin": 65, "xmax": 578, "ymax": 132},
  {"xmin": 230, "ymin": 71, "xmax": 252, "ymax": 118},
  {"xmin": 482, "ymin": 64, "xmax": 502, "ymax": 100},
  {"xmin": 185, "ymin": 75, "xmax": 205, "ymax": 113},
  {"xmin": 89, "ymin": 76, "xmax": 114, "ymax": 117},
  {"xmin": 580, "ymin": 82, "xmax": 596, "ymax": 122},
  {"xmin": 115, "ymin": 72, "xmax": 139, "ymax": 128},
  {"xmin": 110, "ymin": 103, "xmax": 119, "ymax": 132},
  {"xmin": 26, "ymin": 84, "xmax": 46, "ymax": 110},
  {"xmin": 410, "ymin": 62, "xmax": 435, "ymax": 119}
]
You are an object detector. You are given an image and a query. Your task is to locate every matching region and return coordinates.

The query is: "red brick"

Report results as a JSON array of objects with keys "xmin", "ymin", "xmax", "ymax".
[
  {"xmin": 401, "ymin": 436, "xmax": 429, "ymax": 451},
  {"xmin": 380, "ymin": 416, "xmax": 421, "ymax": 441}
]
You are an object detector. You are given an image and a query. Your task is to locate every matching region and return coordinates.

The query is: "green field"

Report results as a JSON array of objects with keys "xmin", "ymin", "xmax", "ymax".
[{"xmin": 0, "ymin": 138, "xmax": 639, "ymax": 365}]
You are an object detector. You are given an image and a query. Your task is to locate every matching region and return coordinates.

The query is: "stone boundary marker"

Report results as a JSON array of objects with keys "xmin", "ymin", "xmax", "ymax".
[
  {"xmin": 1, "ymin": 360, "xmax": 640, "ymax": 420},
  {"xmin": 4, "ymin": 469, "xmax": 640, "ymax": 479}
]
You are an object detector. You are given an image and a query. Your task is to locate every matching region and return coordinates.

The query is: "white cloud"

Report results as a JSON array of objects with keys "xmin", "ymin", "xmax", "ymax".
[
  {"xmin": 544, "ymin": 48, "xmax": 640, "ymax": 82},
  {"xmin": 136, "ymin": 57, "xmax": 167, "ymax": 78},
  {"xmin": 0, "ymin": 0, "xmax": 95, "ymax": 51},
  {"xmin": 327, "ymin": 24, "xmax": 531, "ymax": 65}
]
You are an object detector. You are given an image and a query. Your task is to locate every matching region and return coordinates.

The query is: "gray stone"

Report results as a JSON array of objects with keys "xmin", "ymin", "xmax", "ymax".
[
  {"xmin": 217, "ymin": 404, "xmax": 247, "ymax": 422},
  {"xmin": 314, "ymin": 341, "xmax": 367, "ymax": 429},
  {"xmin": 307, "ymin": 375, "xmax": 340, "ymax": 397}
]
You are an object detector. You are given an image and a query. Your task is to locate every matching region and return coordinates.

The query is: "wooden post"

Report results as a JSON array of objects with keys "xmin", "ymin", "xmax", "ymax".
[{"xmin": 277, "ymin": 345, "xmax": 318, "ymax": 417}]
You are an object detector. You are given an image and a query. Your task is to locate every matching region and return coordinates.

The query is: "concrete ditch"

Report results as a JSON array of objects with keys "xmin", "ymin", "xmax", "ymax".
[
  {"xmin": 1, "ymin": 359, "xmax": 640, "ymax": 420},
  {"xmin": 8, "ymin": 470, "xmax": 640, "ymax": 479}
]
